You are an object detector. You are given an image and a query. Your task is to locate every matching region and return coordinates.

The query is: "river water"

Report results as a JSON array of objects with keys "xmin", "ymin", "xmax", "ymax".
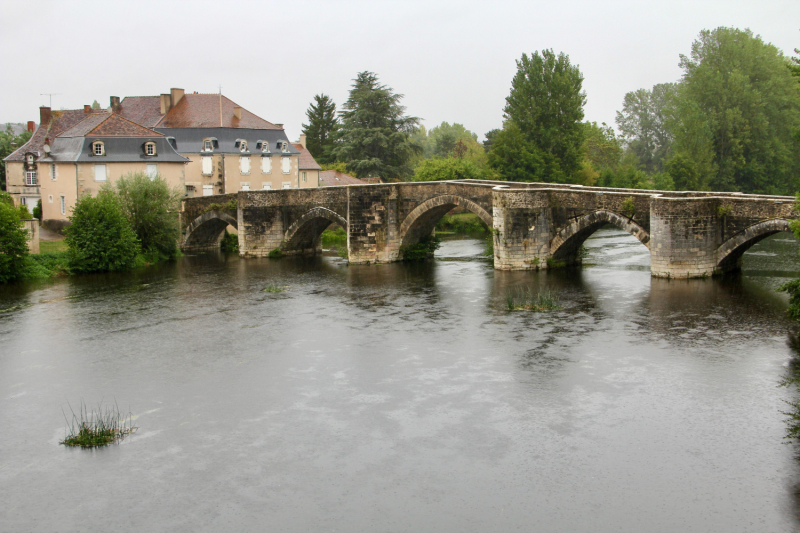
[{"xmin": 2, "ymin": 228, "xmax": 800, "ymax": 532}]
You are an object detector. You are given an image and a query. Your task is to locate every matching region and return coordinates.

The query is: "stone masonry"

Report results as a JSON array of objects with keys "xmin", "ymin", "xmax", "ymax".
[{"xmin": 181, "ymin": 181, "xmax": 798, "ymax": 278}]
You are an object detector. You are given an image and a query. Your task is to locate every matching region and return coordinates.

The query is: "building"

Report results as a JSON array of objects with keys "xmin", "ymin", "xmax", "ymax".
[
  {"xmin": 319, "ymin": 170, "xmax": 368, "ymax": 186},
  {"xmin": 293, "ymin": 135, "xmax": 321, "ymax": 188}
]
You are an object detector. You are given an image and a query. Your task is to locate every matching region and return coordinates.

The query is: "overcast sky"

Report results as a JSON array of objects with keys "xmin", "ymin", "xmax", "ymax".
[{"xmin": 2, "ymin": 0, "xmax": 798, "ymax": 142}]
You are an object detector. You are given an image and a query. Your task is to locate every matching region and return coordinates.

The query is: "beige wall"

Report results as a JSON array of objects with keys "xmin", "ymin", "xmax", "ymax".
[
  {"xmin": 183, "ymin": 154, "xmax": 224, "ymax": 197},
  {"xmin": 179, "ymin": 153, "xmax": 300, "ymax": 194},
  {"xmin": 39, "ymin": 161, "xmax": 186, "ymax": 222},
  {"xmin": 299, "ymin": 169, "xmax": 319, "ymax": 189},
  {"xmin": 5, "ymin": 161, "xmax": 41, "ymax": 208}
]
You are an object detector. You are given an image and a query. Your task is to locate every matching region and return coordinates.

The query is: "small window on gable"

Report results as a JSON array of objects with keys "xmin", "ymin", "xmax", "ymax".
[
  {"xmin": 203, "ymin": 139, "xmax": 213, "ymax": 152},
  {"xmin": 92, "ymin": 141, "xmax": 105, "ymax": 156},
  {"xmin": 145, "ymin": 142, "xmax": 157, "ymax": 156}
]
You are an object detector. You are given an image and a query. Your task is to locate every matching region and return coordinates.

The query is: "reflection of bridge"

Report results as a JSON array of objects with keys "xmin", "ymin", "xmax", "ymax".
[{"xmin": 180, "ymin": 180, "xmax": 797, "ymax": 279}]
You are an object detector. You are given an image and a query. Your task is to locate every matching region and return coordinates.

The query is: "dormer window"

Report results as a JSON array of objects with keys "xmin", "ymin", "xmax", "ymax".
[
  {"xmin": 26, "ymin": 154, "xmax": 34, "ymax": 164},
  {"xmin": 260, "ymin": 140, "xmax": 270, "ymax": 153},
  {"xmin": 239, "ymin": 140, "xmax": 248, "ymax": 152},
  {"xmin": 145, "ymin": 142, "xmax": 157, "ymax": 156},
  {"xmin": 281, "ymin": 142, "xmax": 289, "ymax": 153},
  {"xmin": 203, "ymin": 139, "xmax": 213, "ymax": 152},
  {"xmin": 92, "ymin": 141, "xmax": 105, "ymax": 156}
]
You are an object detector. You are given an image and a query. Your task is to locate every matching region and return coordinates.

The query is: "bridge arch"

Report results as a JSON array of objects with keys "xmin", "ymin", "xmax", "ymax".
[
  {"xmin": 550, "ymin": 210, "xmax": 650, "ymax": 265},
  {"xmin": 716, "ymin": 219, "xmax": 792, "ymax": 272},
  {"xmin": 399, "ymin": 194, "xmax": 493, "ymax": 250},
  {"xmin": 283, "ymin": 207, "xmax": 348, "ymax": 254},
  {"xmin": 182, "ymin": 210, "xmax": 238, "ymax": 250}
]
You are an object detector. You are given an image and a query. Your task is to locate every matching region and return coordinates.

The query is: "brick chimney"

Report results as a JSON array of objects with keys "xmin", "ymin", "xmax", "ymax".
[
  {"xmin": 159, "ymin": 94, "xmax": 172, "ymax": 115},
  {"xmin": 170, "ymin": 88, "xmax": 184, "ymax": 107},
  {"xmin": 84, "ymin": 105, "xmax": 91, "ymax": 113},
  {"xmin": 233, "ymin": 106, "xmax": 242, "ymax": 120},
  {"xmin": 27, "ymin": 121, "xmax": 35, "ymax": 133},
  {"xmin": 275, "ymin": 123, "xmax": 284, "ymax": 129},
  {"xmin": 298, "ymin": 134, "xmax": 307, "ymax": 149},
  {"xmin": 39, "ymin": 106, "xmax": 51, "ymax": 126},
  {"xmin": 110, "ymin": 96, "xmax": 121, "ymax": 113}
]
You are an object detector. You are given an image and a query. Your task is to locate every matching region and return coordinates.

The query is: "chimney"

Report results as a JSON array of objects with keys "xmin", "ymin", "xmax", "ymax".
[
  {"xmin": 275, "ymin": 123, "xmax": 284, "ymax": 129},
  {"xmin": 233, "ymin": 106, "xmax": 242, "ymax": 120},
  {"xmin": 27, "ymin": 121, "xmax": 35, "ymax": 133},
  {"xmin": 170, "ymin": 88, "xmax": 184, "ymax": 107},
  {"xmin": 39, "ymin": 106, "xmax": 51, "ymax": 125},
  {"xmin": 84, "ymin": 104, "xmax": 91, "ymax": 113},
  {"xmin": 160, "ymin": 93, "xmax": 172, "ymax": 115},
  {"xmin": 110, "ymin": 96, "xmax": 121, "ymax": 113},
  {"xmin": 299, "ymin": 134, "xmax": 307, "ymax": 149}
]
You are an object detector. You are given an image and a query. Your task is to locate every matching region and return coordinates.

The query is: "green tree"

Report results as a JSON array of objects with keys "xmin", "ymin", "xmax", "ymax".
[
  {"xmin": 0, "ymin": 191, "xmax": 29, "ymax": 283},
  {"xmin": 671, "ymin": 27, "xmax": 800, "ymax": 194},
  {"xmin": 483, "ymin": 129, "xmax": 501, "ymax": 153},
  {"xmin": 111, "ymin": 173, "xmax": 182, "ymax": 261},
  {"xmin": 615, "ymin": 83, "xmax": 676, "ymax": 172},
  {"xmin": 583, "ymin": 122, "xmax": 622, "ymax": 171},
  {"xmin": 301, "ymin": 94, "xmax": 339, "ymax": 164},
  {"xmin": 333, "ymin": 71, "xmax": 420, "ymax": 181},
  {"xmin": 412, "ymin": 158, "xmax": 484, "ymax": 181},
  {"xmin": 91, "ymin": 100, "xmax": 101, "ymax": 110},
  {"xmin": 426, "ymin": 122, "xmax": 478, "ymax": 158},
  {"xmin": 65, "ymin": 191, "xmax": 140, "ymax": 273},
  {"xmin": 491, "ymin": 49, "xmax": 586, "ymax": 182},
  {"xmin": 0, "ymin": 124, "xmax": 33, "ymax": 190}
]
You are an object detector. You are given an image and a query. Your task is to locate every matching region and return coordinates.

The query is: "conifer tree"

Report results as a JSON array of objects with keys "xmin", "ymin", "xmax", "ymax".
[{"xmin": 301, "ymin": 94, "xmax": 339, "ymax": 164}]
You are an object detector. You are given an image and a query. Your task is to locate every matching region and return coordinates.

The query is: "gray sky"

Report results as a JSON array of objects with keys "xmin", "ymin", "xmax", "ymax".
[{"xmin": 2, "ymin": 0, "xmax": 798, "ymax": 142}]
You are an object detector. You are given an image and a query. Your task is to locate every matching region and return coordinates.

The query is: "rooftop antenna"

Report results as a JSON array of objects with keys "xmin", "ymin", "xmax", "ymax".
[
  {"xmin": 40, "ymin": 93, "xmax": 62, "ymax": 107},
  {"xmin": 218, "ymin": 85, "xmax": 222, "ymax": 127}
]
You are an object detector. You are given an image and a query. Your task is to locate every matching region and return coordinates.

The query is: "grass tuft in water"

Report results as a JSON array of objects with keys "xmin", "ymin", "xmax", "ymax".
[
  {"xmin": 506, "ymin": 288, "xmax": 561, "ymax": 312},
  {"xmin": 60, "ymin": 401, "xmax": 135, "ymax": 448},
  {"xmin": 263, "ymin": 284, "xmax": 287, "ymax": 293}
]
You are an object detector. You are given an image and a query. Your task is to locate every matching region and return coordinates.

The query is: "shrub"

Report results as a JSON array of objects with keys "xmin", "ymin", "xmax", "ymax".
[
  {"xmin": 0, "ymin": 199, "xmax": 29, "ymax": 283},
  {"xmin": 32, "ymin": 199, "xmax": 42, "ymax": 221},
  {"xmin": 412, "ymin": 157, "xmax": 484, "ymax": 182},
  {"xmin": 65, "ymin": 192, "xmax": 140, "ymax": 273},
  {"xmin": 220, "ymin": 230, "xmax": 239, "ymax": 253},
  {"xmin": 268, "ymin": 248, "xmax": 283, "ymax": 258},
  {"xmin": 400, "ymin": 234, "xmax": 441, "ymax": 261},
  {"xmin": 111, "ymin": 173, "xmax": 182, "ymax": 261}
]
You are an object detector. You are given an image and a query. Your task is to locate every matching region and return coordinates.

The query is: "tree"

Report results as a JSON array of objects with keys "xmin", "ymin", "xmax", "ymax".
[
  {"xmin": 65, "ymin": 191, "xmax": 140, "ymax": 273},
  {"xmin": 0, "ymin": 192, "xmax": 29, "ymax": 283},
  {"xmin": 412, "ymin": 158, "xmax": 484, "ymax": 181},
  {"xmin": 583, "ymin": 122, "xmax": 622, "ymax": 171},
  {"xmin": 671, "ymin": 27, "xmax": 800, "ymax": 194},
  {"xmin": 483, "ymin": 129, "xmax": 500, "ymax": 153},
  {"xmin": 111, "ymin": 173, "xmax": 182, "ymax": 261},
  {"xmin": 0, "ymin": 124, "xmax": 33, "ymax": 190},
  {"xmin": 301, "ymin": 94, "xmax": 339, "ymax": 164},
  {"xmin": 333, "ymin": 71, "xmax": 420, "ymax": 181},
  {"xmin": 426, "ymin": 122, "xmax": 478, "ymax": 158},
  {"xmin": 491, "ymin": 50, "xmax": 587, "ymax": 182},
  {"xmin": 91, "ymin": 100, "xmax": 101, "ymax": 110},
  {"xmin": 615, "ymin": 83, "xmax": 676, "ymax": 172}
]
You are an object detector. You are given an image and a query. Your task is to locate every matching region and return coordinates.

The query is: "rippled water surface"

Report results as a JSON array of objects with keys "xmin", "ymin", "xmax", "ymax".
[{"xmin": 3, "ymin": 228, "xmax": 800, "ymax": 532}]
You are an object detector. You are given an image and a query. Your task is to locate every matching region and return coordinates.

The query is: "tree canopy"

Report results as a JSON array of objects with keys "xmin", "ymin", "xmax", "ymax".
[
  {"xmin": 301, "ymin": 94, "xmax": 339, "ymax": 164},
  {"xmin": 0, "ymin": 125, "xmax": 33, "ymax": 190},
  {"xmin": 0, "ymin": 192, "xmax": 29, "ymax": 283},
  {"xmin": 333, "ymin": 71, "xmax": 420, "ymax": 181},
  {"xmin": 615, "ymin": 83, "xmax": 676, "ymax": 173}
]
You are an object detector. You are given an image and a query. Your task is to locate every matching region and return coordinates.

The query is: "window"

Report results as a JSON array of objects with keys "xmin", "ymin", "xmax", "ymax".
[
  {"xmin": 50, "ymin": 164, "xmax": 56, "ymax": 181},
  {"xmin": 60, "ymin": 196, "xmax": 66, "ymax": 215},
  {"xmin": 202, "ymin": 156, "xmax": 213, "ymax": 176},
  {"xmin": 281, "ymin": 157, "xmax": 291, "ymax": 174},
  {"xmin": 241, "ymin": 182, "xmax": 250, "ymax": 191},
  {"xmin": 261, "ymin": 157, "xmax": 272, "ymax": 174},
  {"xmin": 92, "ymin": 141, "xmax": 104, "ymax": 156},
  {"xmin": 146, "ymin": 163, "xmax": 158, "ymax": 179},
  {"xmin": 20, "ymin": 197, "xmax": 26, "ymax": 205},
  {"xmin": 240, "ymin": 156, "xmax": 251, "ymax": 175},
  {"xmin": 261, "ymin": 141, "xmax": 270, "ymax": 153},
  {"xmin": 239, "ymin": 140, "xmax": 248, "ymax": 152},
  {"xmin": 202, "ymin": 184, "xmax": 213, "ymax": 197},
  {"xmin": 262, "ymin": 183, "xmax": 271, "ymax": 190},
  {"xmin": 302, "ymin": 171, "xmax": 307, "ymax": 183},
  {"xmin": 281, "ymin": 142, "xmax": 289, "ymax": 153},
  {"xmin": 94, "ymin": 164, "xmax": 107, "ymax": 181},
  {"xmin": 145, "ymin": 142, "xmax": 157, "ymax": 156},
  {"xmin": 282, "ymin": 182, "xmax": 291, "ymax": 189},
  {"xmin": 25, "ymin": 171, "xmax": 38, "ymax": 186},
  {"xmin": 203, "ymin": 139, "xmax": 213, "ymax": 152}
]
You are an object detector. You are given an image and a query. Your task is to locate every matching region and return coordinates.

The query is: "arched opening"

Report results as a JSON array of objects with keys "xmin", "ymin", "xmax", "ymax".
[
  {"xmin": 398, "ymin": 195, "xmax": 492, "ymax": 258},
  {"xmin": 183, "ymin": 211, "xmax": 238, "ymax": 251},
  {"xmin": 550, "ymin": 210, "xmax": 650, "ymax": 266},
  {"xmin": 283, "ymin": 207, "xmax": 348, "ymax": 255},
  {"xmin": 716, "ymin": 219, "xmax": 792, "ymax": 273}
]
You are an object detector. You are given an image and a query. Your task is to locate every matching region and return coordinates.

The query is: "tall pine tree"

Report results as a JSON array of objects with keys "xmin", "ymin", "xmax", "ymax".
[
  {"xmin": 333, "ymin": 72, "xmax": 420, "ymax": 180},
  {"xmin": 301, "ymin": 94, "xmax": 339, "ymax": 164}
]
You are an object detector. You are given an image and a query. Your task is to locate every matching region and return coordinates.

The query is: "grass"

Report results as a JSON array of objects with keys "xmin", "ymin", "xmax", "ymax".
[
  {"xmin": 39, "ymin": 240, "xmax": 68, "ymax": 254},
  {"xmin": 60, "ymin": 401, "xmax": 136, "ymax": 448},
  {"xmin": 435, "ymin": 213, "xmax": 488, "ymax": 235},
  {"xmin": 263, "ymin": 284, "xmax": 287, "ymax": 293},
  {"xmin": 22, "ymin": 252, "xmax": 71, "ymax": 279},
  {"xmin": 321, "ymin": 227, "xmax": 347, "ymax": 247},
  {"xmin": 506, "ymin": 288, "xmax": 561, "ymax": 312}
]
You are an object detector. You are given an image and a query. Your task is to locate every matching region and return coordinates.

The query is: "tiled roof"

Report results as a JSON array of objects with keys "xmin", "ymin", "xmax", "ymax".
[
  {"xmin": 292, "ymin": 143, "xmax": 322, "ymax": 170},
  {"xmin": 58, "ymin": 113, "xmax": 112, "ymax": 137},
  {"xmin": 59, "ymin": 113, "xmax": 164, "ymax": 138},
  {"xmin": 118, "ymin": 96, "xmax": 162, "ymax": 128},
  {"xmin": 319, "ymin": 170, "xmax": 367, "ymax": 186},
  {"xmin": 155, "ymin": 94, "xmax": 281, "ymax": 129},
  {"xmin": 3, "ymin": 108, "xmax": 105, "ymax": 162}
]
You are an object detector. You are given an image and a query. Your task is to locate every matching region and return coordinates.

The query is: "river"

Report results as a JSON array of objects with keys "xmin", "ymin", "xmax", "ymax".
[{"xmin": 2, "ymin": 227, "xmax": 800, "ymax": 532}]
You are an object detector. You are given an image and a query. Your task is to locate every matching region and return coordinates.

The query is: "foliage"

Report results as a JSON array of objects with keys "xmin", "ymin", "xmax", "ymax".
[
  {"xmin": 506, "ymin": 288, "xmax": 561, "ymax": 311},
  {"xmin": 435, "ymin": 213, "xmax": 488, "ymax": 234},
  {"xmin": 60, "ymin": 401, "xmax": 135, "ymax": 448},
  {"xmin": 616, "ymin": 83, "xmax": 677, "ymax": 173},
  {"xmin": 483, "ymin": 129, "xmax": 501, "ymax": 153},
  {"xmin": 484, "ymin": 233, "xmax": 494, "ymax": 257},
  {"xmin": 17, "ymin": 203, "xmax": 32, "ymax": 219},
  {"xmin": 321, "ymin": 227, "xmax": 346, "ymax": 247},
  {"xmin": 670, "ymin": 27, "xmax": 800, "ymax": 194},
  {"xmin": 319, "ymin": 162, "xmax": 349, "ymax": 174},
  {"xmin": 491, "ymin": 49, "xmax": 586, "ymax": 182},
  {"xmin": 333, "ymin": 71, "xmax": 420, "ymax": 181},
  {"xmin": 65, "ymin": 191, "xmax": 140, "ymax": 273},
  {"xmin": 111, "ymin": 173, "xmax": 182, "ymax": 262},
  {"xmin": 0, "ymin": 124, "xmax": 33, "ymax": 190},
  {"xmin": 22, "ymin": 252, "xmax": 70, "ymax": 278},
  {"xmin": 32, "ymin": 199, "xmax": 41, "ymax": 221},
  {"xmin": 0, "ymin": 198, "xmax": 29, "ymax": 283},
  {"xmin": 268, "ymin": 248, "xmax": 283, "ymax": 258},
  {"xmin": 302, "ymin": 94, "xmax": 339, "ymax": 164},
  {"xmin": 413, "ymin": 157, "xmax": 485, "ymax": 181},
  {"xmin": 400, "ymin": 234, "xmax": 441, "ymax": 261},
  {"xmin": 583, "ymin": 122, "xmax": 622, "ymax": 172},
  {"xmin": 424, "ymin": 122, "xmax": 478, "ymax": 158},
  {"xmin": 91, "ymin": 100, "xmax": 101, "ymax": 110},
  {"xmin": 220, "ymin": 230, "xmax": 239, "ymax": 253},
  {"xmin": 621, "ymin": 197, "xmax": 636, "ymax": 217},
  {"xmin": 200, "ymin": 198, "xmax": 238, "ymax": 215},
  {"xmin": 39, "ymin": 240, "xmax": 68, "ymax": 254}
]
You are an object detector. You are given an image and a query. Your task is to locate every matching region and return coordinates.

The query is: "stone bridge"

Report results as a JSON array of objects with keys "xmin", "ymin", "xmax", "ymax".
[{"xmin": 180, "ymin": 180, "xmax": 797, "ymax": 279}]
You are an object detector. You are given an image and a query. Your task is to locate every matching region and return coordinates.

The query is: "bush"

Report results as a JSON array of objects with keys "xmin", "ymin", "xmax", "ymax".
[
  {"xmin": 220, "ymin": 230, "xmax": 239, "ymax": 253},
  {"xmin": 111, "ymin": 173, "xmax": 182, "ymax": 261},
  {"xmin": 32, "ymin": 199, "xmax": 42, "ymax": 221},
  {"xmin": 65, "ymin": 192, "xmax": 140, "ymax": 273},
  {"xmin": 0, "ymin": 199, "xmax": 29, "ymax": 283},
  {"xmin": 412, "ymin": 158, "xmax": 484, "ymax": 182},
  {"xmin": 400, "ymin": 234, "xmax": 441, "ymax": 261}
]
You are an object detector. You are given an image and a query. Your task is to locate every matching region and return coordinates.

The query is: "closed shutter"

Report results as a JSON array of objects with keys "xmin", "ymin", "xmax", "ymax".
[
  {"xmin": 203, "ymin": 185, "xmax": 213, "ymax": 196},
  {"xmin": 146, "ymin": 164, "xmax": 158, "ymax": 179},
  {"xmin": 240, "ymin": 156, "xmax": 251, "ymax": 174},
  {"xmin": 94, "ymin": 164, "xmax": 107, "ymax": 181},
  {"xmin": 202, "ymin": 156, "xmax": 213, "ymax": 175},
  {"xmin": 281, "ymin": 157, "xmax": 291, "ymax": 174},
  {"xmin": 261, "ymin": 157, "xmax": 272, "ymax": 174}
]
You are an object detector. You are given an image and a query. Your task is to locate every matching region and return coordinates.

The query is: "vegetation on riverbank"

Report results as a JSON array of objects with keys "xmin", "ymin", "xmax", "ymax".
[
  {"xmin": 401, "ymin": 234, "xmax": 441, "ymax": 261},
  {"xmin": 506, "ymin": 288, "xmax": 561, "ymax": 312},
  {"xmin": 60, "ymin": 401, "xmax": 135, "ymax": 448},
  {"xmin": 435, "ymin": 213, "xmax": 487, "ymax": 235},
  {"xmin": 220, "ymin": 230, "xmax": 239, "ymax": 253}
]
